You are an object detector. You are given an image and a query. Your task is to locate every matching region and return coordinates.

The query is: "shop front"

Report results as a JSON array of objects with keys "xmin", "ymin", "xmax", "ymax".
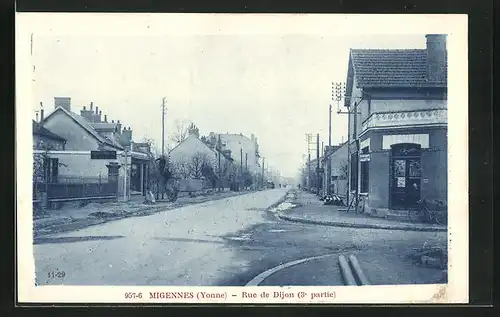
[{"xmin": 358, "ymin": 127, "xmax": 447, "ymax": 213}]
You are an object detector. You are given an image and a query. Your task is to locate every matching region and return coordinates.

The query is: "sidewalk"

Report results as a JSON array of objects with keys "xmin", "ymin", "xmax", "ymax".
[
  {"xmin": 276, "ymin": 191, "xmax": 447, "ymax": 232},
  {"xmin": 33, "ymin": 189, "xmax": 258, "ymax": 237}
]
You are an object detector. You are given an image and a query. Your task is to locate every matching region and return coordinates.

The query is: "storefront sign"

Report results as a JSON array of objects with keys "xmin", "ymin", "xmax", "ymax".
[
  {"xmin": 91, "ymin": 150, "xmax": 117, "ymax": 160},
  {"xmin": 397, "ymin": 177, "xmax": 406, "ymax": 188},
  {"xmin": 359, "ymin": 154, "xmax": 370, "ymax": 162}
]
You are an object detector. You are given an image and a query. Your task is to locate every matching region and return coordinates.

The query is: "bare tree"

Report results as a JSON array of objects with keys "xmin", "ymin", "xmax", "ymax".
[
  {"xmin": 171, "ymin": 161, "xmax": 192, "ymax": 179},
  {"xmin": 189, "ymin": 152, "xmax": 212, "ymax": 179},
  {"xmin": 170, "ymin": 119, "xmax": 191, "ymax": 145},
  {"xmin": 339, "ymin": 160, "xmax": 349, "ymax": 180}
]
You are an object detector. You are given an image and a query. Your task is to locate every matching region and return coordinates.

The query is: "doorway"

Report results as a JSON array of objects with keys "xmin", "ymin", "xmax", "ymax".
[{"xmin": 390, "ymin": 143, "xmax": 422, "ymax": 209}]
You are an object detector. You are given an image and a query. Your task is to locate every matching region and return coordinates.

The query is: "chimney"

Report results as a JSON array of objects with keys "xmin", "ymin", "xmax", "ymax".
[
  {"xmin": 35, "ymin": 112, "xmax": 39, "ymax": 122},
  {"xmin": 98, "ymin": 110, "xmax": 102, "ymax": 122},
  {"xmin": 426, "ymin": 34, "xmax": 447, "ymax": 82},
  {"xmin": 122, "ymin": 126, "xmax": 132, "ymax": 145},
  {"xmin": 40, "ymin": 109, "xmax": 44, "ymax": 122},
  {"xmin": 104, "ymin": 114, "xmax": 107, "ymax": 122},
  {"xmin": 54, "ymin": 97, "xmax": 71, "ymax": 112},
  {"xmin": 90, "ymin": 102, "xmax": 94, "ymax": 112},
  {"xmin": 116, "ymin": 120, "xmax": 122, "ymax": 134},
  {"xmin": 188, "ymin": 124, "xmax": 200, "ymax": 138}
]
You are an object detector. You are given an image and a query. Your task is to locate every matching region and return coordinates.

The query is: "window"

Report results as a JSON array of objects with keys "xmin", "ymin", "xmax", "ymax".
[
  {"xmin": 360, "ymin": 161, "xmax": 369, "ymax": 193},
  {"xmin": 360, "ymin": 146, "xmax": 369, "ymax": 193},
  {"xmin": 350, "ymin": 153, "xmax": 358, "ymax": 191}
]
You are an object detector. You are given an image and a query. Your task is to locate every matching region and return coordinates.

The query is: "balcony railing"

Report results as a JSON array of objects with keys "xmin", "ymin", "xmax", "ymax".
[{"xmin": 361, "ymin": 108, "xmax": 447, "ymax": 131}]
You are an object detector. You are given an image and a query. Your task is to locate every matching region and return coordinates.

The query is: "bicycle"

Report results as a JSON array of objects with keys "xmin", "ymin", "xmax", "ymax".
[{"xmin": 408, "ymin": 199, "xmax": 447, "ymax": 225}]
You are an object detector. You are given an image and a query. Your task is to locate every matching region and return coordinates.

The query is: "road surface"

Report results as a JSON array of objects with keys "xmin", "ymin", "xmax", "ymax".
[{"xmin": 34, "ymin": 188, "xmax": 446, "ymax": 286}]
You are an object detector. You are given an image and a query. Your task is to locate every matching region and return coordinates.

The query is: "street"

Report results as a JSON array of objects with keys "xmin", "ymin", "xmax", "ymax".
[{"xmin": 34, "ymin": 188, "xmax": 446, "ymax": 286}]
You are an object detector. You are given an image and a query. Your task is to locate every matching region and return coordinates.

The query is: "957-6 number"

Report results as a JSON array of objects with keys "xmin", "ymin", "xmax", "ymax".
[{"xmin": 125, "ymin": 292, "xmax": 143, "ymax": 299}]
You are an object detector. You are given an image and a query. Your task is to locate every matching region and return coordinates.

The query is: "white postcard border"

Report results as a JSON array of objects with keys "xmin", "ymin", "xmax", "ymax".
[{"xmin": 16, "ymin": 13, "xmax": 469, "ymax": 304}]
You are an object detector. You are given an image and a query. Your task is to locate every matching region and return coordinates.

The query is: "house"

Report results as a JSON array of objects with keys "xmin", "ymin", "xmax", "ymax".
[
  {"xmin": 344, "ymin": 34, "xmax": 447, "ymax": 214},
  {"xmin": 169, "ymin": 124, "xmax": 236, "ymax": 191},
  {"xmin": 206, "ymin": 132, "xmax": 262, "ymax": 180},
  {"xmin": 322, "ymin": 142, "xmax": 349, "ymax": 197},
  {"xmin": 36, "ymin": 97, "xmax": 151, "ymax": 200},
  {"xmin": 33, "ymin": 119, "xmax": 66, "ymax": 151}
]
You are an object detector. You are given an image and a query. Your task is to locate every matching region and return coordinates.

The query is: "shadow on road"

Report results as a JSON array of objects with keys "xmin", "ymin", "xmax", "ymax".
[{"xmin": 34, "ymin": 235, "xmax": 125, "ymax": 245}]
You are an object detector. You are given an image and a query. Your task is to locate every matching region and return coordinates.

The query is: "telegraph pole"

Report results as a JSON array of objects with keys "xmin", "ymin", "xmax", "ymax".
[
  {"xmin": 161, "ymin": 97, "xmax": 166, "ymax": 156},
  {"xmin": 240, "ymin": 148, "xmax": 243, "ymax": 190},
  {"xmin": 262, "ymin": 157, "xmax": 265, "ymax": 188},
  {"xmin": 307, "ymin": 153, "xmax": 311, "ymax": 191},
  {"xmin": 316, "ymin": 133, "xmax": 321, "ymax": 195},
  {"xmin": 217, "ymin": 135, "xmax": 222, "ymax": 191}
]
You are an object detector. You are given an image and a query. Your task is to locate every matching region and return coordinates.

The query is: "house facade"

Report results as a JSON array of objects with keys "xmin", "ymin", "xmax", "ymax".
[
  {"xmin": 36, "ymin": 97, "xmax": 151, "ymax": 200},
  {"xmin": 209, "ymin": 132, "xmax": 261, "ymax": 176},
  {"xmin": 169, "ymin": 124, "xmax": 236, "ymax": 190},
  {"xmin": 322, "ymin": 142, "xmax": 349, "ymax": 197},
  {"xmin": 345, "ymin": 34, "xmax": 448, "ymax": 213}
]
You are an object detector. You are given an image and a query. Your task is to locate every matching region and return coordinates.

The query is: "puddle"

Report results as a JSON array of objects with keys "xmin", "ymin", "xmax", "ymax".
[
  {"xmin": 268, "ymin": 229, "xmax": 287, "ymax": 233},
  {"xmin": 270, "ymin": 202, "xmax": 296, "ymax": 212}
]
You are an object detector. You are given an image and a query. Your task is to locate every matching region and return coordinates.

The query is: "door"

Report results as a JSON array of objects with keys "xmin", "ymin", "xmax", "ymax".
[{"xmin": 390, "ymin": 143, "xmax": 422, "ymax": 209}]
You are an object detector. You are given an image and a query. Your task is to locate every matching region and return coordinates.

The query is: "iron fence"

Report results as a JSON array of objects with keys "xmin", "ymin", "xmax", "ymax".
[{"xmin": 33, "ymin": 175, "xmax": 118, "ymax": 201}]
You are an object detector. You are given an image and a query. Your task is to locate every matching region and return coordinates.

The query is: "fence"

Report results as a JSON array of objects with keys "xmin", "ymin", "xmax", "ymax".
[{"xmin": 33, "ymin": 175, "xmax": 118, "ymax": 202}]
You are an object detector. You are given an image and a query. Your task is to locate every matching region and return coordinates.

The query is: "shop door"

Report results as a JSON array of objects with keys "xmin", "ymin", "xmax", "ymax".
[{"xmin": 390, "ymin": 143, "xmax": 422, "ymax": 209}]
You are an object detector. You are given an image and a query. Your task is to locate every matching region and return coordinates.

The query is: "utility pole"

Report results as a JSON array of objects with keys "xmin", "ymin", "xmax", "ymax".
[
  {"xmin": 217, "ymin": 135, "xmax": 222, "ymax": 191},
  {"xmin": 305, "ymin": 133, "xmax": 316, "ymax": 192},
  {"xmin": 327, "ymin": 102, "xmax": 333, "ymax": 196},
  {"xmin": 161, "ymin": 97, "xmax": 166, "ymax": 156},
  {"xmin": 240, "ymin": 148, "xmax": 243, "ymax": 190},
  {"xmin": 262, "ymin": 157, "xmax": 265, "ymax": 188},
  {"xmin": 336, "ymin": 81, "xmax": 363, "ymax": 210},
  {"xmin": 316, "ymin": 133, "xmax": 321, "ymax": 195},
  {"xmin": 308, "ymin": 153, "xmax": 311, "ymax": 191}
]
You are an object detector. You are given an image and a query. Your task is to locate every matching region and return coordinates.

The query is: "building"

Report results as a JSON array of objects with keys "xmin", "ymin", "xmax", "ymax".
[
  {"xmin": 322, "ymin": 142, "xmax": 349, "ymax": 197},
  {"xmin": 33, "ymin": 119, "xmax": 66, "ymax": 151},
  {"xmin": 169, "ymin": 124, "xmax": 236, "ymax": 191},
  {"xmin": 344, "ymin": 34, "xmax": 447, "ymax": 214},
  {"xmin": 36, "ymin": 97, "xmax": 151, "ymax": 200},
  {"xmin": 208, "ymin": 132, "xmax": 261, "ymax": 176}
]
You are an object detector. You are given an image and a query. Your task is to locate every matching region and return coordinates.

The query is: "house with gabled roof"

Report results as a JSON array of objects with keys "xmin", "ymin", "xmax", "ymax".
[
  {"xmin": 169, "ymin": 124, "xmax": 237, "ymax": 191},
  {"xmin": 33, "ymin": 119, "xmax": 66, "ymax": 151},
  {"xmin": 344, "ymin": 34, "xmax": 448, "ymax": 215},
  {"xmin": 35, "ymin": 97, "xmax": 151, "ymax": 200}
]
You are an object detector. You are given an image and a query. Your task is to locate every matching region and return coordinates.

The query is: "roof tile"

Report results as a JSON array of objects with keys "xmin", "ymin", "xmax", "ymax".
[{"xmin": 350, "ymin": 49, "xmax": 447, "ymax": 88}]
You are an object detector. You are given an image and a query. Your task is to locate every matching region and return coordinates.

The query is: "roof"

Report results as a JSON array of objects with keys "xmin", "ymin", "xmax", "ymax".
[
  {"xmin": 217, "ymin": 133, "xmax": 252, "ymax": 143},
  {"xmin": 42, "ymin": 106, "xmax": 124, "ymax": 150},
  {"xmin": 169, "ymin": 134, "xmax": 235, "ymax": 162},
  {"xmin": 348, "ymin": 49, "xmax": 447, "ymax": 89},
  {"xmin": 90, "ymin": 122, "xmax": 120, "ymax": 132},
  {"xmin": 32, "ymin": 120, "xmax": 66, "ymax": 141}
]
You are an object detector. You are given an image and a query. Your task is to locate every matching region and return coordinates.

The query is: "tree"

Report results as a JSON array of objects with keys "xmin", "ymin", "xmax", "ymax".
[
  {"xmin": 170, "ymin": 119, "xmax": 191, "ymax": 145},
  {"xmin": 171, "ymin": 160, "xmax": 192, "ymax": 179},
  {"xmin": 339, "ymin": 160, "xmax": 348, "ymax": 180},
  {"xmin": 33, "ymin": 143, "xmax": 67, "ymax": 210},
  {"xmin": 189, "ymin": 152, "xmax": 212, "ymax": 179}
]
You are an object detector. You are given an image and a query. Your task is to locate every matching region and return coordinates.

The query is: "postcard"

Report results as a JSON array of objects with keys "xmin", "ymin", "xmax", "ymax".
[{"xmin": 16, "ymin": 13, "xmax": 468, "ymax": 304}]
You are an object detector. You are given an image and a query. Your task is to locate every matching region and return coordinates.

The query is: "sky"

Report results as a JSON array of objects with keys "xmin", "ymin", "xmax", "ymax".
[{"xmin": 31, "ymin": 33, "xmax": 426, "ymax": 178}]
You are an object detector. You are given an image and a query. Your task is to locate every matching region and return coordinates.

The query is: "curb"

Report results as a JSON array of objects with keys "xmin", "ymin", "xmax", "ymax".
[
  {"xmin": 277, "ymin": 214, "xmax": 447, "ymax": 232},
  {"xmin": 245, "ymin": 253, "xmax": 336, "ymax": 286}
]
